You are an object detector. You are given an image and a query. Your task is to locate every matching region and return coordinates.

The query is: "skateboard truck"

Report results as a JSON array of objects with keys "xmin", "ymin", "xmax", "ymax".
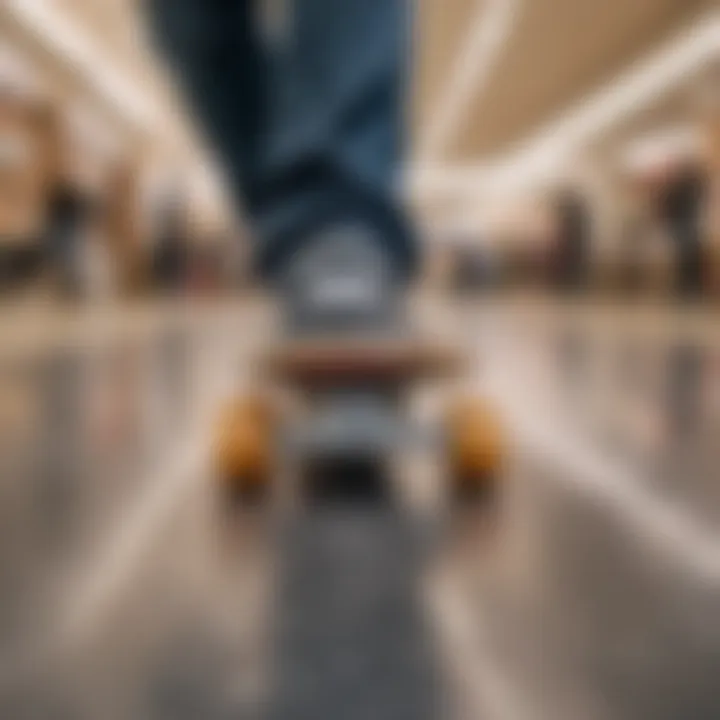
[{"xmin": 281, "ymin": 392, "xmax": 438, "ymax": 457}]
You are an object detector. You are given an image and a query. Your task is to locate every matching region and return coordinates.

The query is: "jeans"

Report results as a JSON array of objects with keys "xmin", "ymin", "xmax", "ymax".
[{"xmin": 146, "ymin": 0, "xmax": 418, "ymax": 283}]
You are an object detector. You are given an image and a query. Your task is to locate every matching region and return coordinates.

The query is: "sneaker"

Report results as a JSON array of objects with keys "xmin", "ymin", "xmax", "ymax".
[{"xmin": 281, "ymin": 225, "xmax": 404, "ymax": 337}]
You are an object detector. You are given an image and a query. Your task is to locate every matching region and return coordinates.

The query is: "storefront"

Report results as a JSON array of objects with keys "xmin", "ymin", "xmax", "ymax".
[{"xmin": 0, "ymin": 90, "xmax": 58, "ymax": 292}]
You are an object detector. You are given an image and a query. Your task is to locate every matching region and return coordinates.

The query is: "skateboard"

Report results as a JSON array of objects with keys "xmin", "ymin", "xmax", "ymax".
[{"xmin": 214, "ymin": 336, "xmax": 505, "ymax": 502}]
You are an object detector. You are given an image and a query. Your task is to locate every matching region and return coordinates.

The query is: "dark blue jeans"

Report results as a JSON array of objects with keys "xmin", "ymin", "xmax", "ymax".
[{"xmin": 147, "ymin": 0, "xmax": 418, "ymax": 283}]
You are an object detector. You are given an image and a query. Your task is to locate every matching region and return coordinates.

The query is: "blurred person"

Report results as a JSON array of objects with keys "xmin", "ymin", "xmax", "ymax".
[
  {"xmin": 44, "ymin": 178, "xmax": 92, "ymax": 299},
  {"xmin": 146, "ymin": 0, "xmax": 416, "ymax": 334},
  {"xmin": 552, "ymin": 189, "xmax": 592, "ymax": 293},
  {"xmin": 657, "ymin": 161, "xmax": 708, "ymax": 299},
  {"xmin": 151, "ymin": 192, "xmax": 189, "ymax": 294}
]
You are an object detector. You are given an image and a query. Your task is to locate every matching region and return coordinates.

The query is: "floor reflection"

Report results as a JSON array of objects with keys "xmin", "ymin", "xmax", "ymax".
[{"xmin": 0, "ymin": 301, "xmax": 720, "ymax": 719}]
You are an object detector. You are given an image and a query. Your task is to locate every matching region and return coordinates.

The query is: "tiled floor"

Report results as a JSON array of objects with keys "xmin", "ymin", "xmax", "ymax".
[{"xmin": 1, "ymin": 296, "xmax": 719, "ymax": 719}]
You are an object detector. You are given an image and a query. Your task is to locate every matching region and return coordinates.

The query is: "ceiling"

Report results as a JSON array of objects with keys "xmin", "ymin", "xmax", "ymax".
[
  {"xmin": 2, "ymin": 0, "xmax": 718, "ymax": 205},
  {"xmin": 425, "ymin": 0, "xmax": 713, "ymax": 161}
]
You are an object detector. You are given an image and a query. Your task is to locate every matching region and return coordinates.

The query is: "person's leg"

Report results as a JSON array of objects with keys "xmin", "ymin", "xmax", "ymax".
[
  {"xmin": 147, "ymin": 0, "xmax": 417, "ymax": 329},
  {"xmin": 145, "ymin": 0, "xmax": 267, "ymax": 213},
  {"xmin": 257, "ymin": 0, "xmax": 417, "ymax": 286}
]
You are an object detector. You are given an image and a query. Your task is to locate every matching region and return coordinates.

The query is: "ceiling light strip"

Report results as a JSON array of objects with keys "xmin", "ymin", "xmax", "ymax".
[
  {"xmin": 419, "ymin": 0, "xmax": 521, "ymax": 161},
  {"xmin": 6, "ymin": 0, "xmax": 158, "ymax": 130},
  {"xmin": 412, "ymin": 9, "xmax": 720, "ymax": 197}
]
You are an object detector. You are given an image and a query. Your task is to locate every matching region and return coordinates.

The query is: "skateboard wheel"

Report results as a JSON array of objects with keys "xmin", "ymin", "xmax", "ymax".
[
  {"xmin": 214, "ymin": 396, "xmax": 274, "ymax": 497},
  {"xmin": 446, "ymin": 397, "xmax": 504, "ymax": 497}
]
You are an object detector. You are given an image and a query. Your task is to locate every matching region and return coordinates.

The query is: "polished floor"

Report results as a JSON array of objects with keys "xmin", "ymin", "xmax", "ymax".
[{"xmin": 1, "ymin": 296, "xmax": 719, "ymax": 719}]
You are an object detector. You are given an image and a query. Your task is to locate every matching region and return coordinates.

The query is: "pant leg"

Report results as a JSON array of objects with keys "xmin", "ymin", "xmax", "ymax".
[
  {"xmin": 146, "ymin": 0, "xmax": 418, "ymax": 284},
  {"xmin": 145, "ymin": 0, "xmax": 267, "ymax": 212},
  {"xmin": 254, "ymin": 0, "xmax": 418, "ymax": 282}
]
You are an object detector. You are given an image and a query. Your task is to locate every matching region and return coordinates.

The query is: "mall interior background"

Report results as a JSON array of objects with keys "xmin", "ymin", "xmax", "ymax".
[
  {"xmin": 0, "ymin": 2, "xmax": 720, "ymax": 719},
  {"xmin": 0, "ymin": 0, "xmax": 717, "ymax": 303}
]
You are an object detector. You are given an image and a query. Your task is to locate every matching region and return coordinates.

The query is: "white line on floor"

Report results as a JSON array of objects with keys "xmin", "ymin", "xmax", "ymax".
[
  {"xmin": 57, "ymin": 344, "xmax": 245, "ymax": 644},
  {"xmin": 58, "ymin": 440, "xmax": 207, "ymax": 643},
  {"xmin": 430, "ymin": 579, "xmax": 529, "ymax": 720},
  {"xmin": 484, "ymin": 357, "xmax": 720, "ymax": 582}
]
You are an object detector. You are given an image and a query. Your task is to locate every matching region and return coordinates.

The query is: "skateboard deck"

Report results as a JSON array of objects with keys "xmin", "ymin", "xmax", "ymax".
[
  {"xmin": 264, "ymin": 336, "xmax": 463, "ymax": 387},
  {"xmin": 215, "ymin": 334, "xmax": 502, "ymax": 503}
]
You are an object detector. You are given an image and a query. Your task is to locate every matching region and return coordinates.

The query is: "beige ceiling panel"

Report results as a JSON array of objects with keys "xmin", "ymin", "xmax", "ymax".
[
  {"xmin": 447, "ymin": 0, "xmax": 710, "ymax": 161},
  {"xmin": 412, "ymin": 0, "xmax": 481, "ymax": 131}
]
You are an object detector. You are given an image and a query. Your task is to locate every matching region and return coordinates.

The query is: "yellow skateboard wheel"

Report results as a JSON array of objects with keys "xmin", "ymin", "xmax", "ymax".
[
  {"xmin": 214, "ymin": 396, "xmax": 274, "ymax": 495},
  {"xmin": 446, "ymin": 397, "xmax": 504, "ymax": 493}
]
